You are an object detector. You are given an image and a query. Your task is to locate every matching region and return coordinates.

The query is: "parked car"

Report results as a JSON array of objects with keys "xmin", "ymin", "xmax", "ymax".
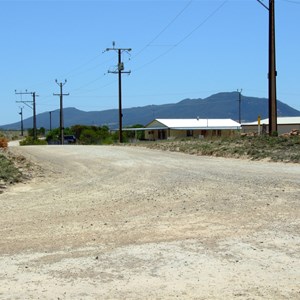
[{"xmin": 64, "ymin": 135, "xmax": 76, "ymax": 144}]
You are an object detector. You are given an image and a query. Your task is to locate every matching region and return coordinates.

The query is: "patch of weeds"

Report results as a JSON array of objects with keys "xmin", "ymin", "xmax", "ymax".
[
  {"xmin": 20, "ymin": 137, "xmax": 48, "ymax": 146},
  {"xmin": 200, "ymin": 144, "xmax": 214, "ymax": 156},
  {"xmin": 135, "ymin": 135, "xmax": 300, "ymax": 163},
  {"xmin": 0, "ymin": 154, "xmax": 22, "ymax": 183},
  {"xmin": 289, "ymin": 154, "xmax": 300, "ymax": 163}
]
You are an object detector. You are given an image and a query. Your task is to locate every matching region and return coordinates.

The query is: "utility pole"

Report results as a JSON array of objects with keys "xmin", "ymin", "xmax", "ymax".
[
  {"xmin": 237, "ymin": 89, "xmax": 242, "ymax": 124},
  {"xmin": 19, "ymin": 107, "xmax": 24, "ymax": 136},
  {"xmin": 268, "ymin": 0, "xmax": 277, "ymax": 135},
  {"xmin": 105, "ymin": 42, "xmax": 131, "ymax": 143},
  {"xmin": 257, "ymin": 0, "xmax": 277, "ymax": 135},
  {"xmin": 53, "ymin": 80, "xmax": 69, "ymax": 145},
  {"xmin": 49, "ymin": 111, "xmax": 53, "ymax": 131},
  {"xmin": 32, "ymin": 92, "xmax": 37, "ymax": 139},
  {"xmin": 15, "ymin": 90, "xmax": 38, "ymax": 140}
]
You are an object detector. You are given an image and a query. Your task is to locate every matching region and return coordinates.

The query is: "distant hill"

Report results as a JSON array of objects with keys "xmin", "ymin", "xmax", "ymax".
[{"xmin": 1, "ymin": 92, "xmax": 300, "ymax": 130}]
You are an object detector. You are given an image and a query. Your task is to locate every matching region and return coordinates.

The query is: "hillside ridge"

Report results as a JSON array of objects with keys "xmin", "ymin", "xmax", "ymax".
[{"xmin": 1, "ymin": 91, "xmax": 300, "ymax": 130}]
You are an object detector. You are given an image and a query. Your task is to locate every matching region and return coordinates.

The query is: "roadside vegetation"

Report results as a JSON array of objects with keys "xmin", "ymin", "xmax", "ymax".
[
  {"xmin": 45, "ymin": 124, "xmax": 145, "ymax": 145},
  {"xmin": 0, "ymin": 132, "xmax": 33, "ymax": 189},
  {"xmin": 0, "ymin": 131, "xmax": 20, "ymax": 142},
  {"xmin": 134, "ymin": 135, "xmax": 300, "ymax": 163},
  {"xmin": 0, "ymin": 134, "xmax": 22, "ymax": 188},
  {"xmin": 19, "ymin": 137, "xmax": 48, "ymax": 146},
  {"xmin": 0, "ymin": 153, "xmax": 22, "ymax": 186}
]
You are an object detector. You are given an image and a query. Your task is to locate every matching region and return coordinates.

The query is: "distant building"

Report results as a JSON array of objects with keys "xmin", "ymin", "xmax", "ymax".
[
  {"xmin": 242, "ymin": 116, "xmax": 300, "ymax": 135},
  {"xmin": 126, "ymin": 118, "xmax": 241, "ymax": 140}
]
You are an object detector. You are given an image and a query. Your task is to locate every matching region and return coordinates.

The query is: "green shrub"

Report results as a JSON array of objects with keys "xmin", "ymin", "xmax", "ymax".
[
  {"xmin": 19, "ymin": 137, "xmax": 48, "ymax": 146},
  {"xmin": 0, "ymin": 154, "xmax": 21, "ymax": 183},
  {"xmin": 79, "ymin": 128, "xmax": 101, "ymax": 144},
  {"xmin": 46, "ymin": 127, "xmax": 75, "ymax": 143}
]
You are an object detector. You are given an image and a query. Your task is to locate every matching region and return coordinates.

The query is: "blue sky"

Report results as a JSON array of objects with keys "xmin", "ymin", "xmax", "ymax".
[{"xmin": 1, "ymin": 0, "xmax": 299, "ymax": 125}]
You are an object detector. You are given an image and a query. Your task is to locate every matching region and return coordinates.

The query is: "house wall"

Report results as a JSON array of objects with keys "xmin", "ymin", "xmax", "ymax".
[
  {"xmin": 169, "ymin": 129, "xmax": 218, "ymax": 139},
  {"xmin": 145, "ymin": 129, "xmax": 167, "ymax": 140},
  {"xmin": 145, "ymin": 130, "xmax": 154, "ymax": 140},
  {"xmin": 200, "ymin": 130, "xmax": 236, "ymax": 138},
  {"xmin": 280, "ymin": 124, "xmax": 300, "ymax": 133},
  {"xmin": 242, "ymin": 124, "xmax": 300, "ymax": 135},
  {"xmin": 145, "ymin": 129, "xmax": 237, "ymax": 140}
]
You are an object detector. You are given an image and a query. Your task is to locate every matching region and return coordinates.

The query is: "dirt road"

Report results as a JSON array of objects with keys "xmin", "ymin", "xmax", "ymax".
[{"xmin": 0, "ymin": 145, "xmax": 299, "ymax": 299}]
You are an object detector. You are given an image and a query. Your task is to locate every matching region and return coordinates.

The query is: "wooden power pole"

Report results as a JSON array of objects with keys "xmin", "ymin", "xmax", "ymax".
[{"xmin": 105, "ymin": 42, "xmax": 131, "ymax": 143}]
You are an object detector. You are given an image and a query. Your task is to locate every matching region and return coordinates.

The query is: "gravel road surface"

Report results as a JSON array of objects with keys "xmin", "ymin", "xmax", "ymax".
[{"xmin": 0, "ymin": 145, "xmax": 299, "ymax": 299}]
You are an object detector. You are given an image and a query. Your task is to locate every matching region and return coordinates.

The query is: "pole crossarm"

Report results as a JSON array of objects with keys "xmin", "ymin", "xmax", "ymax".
[
  {"xmin": 15, "ymin": 91, "xmax": 34, "ymax": 95},
  {"xmin": 107, "ymin": 70, "xmax": 131, "ymax": 74},
  {"xmin": 106, "ymin": 47, "xmax": 132, "ymax": 52}
]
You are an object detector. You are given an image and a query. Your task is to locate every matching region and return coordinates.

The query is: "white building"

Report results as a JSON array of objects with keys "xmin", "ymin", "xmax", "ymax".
[
  {"xmin": 142, "ymin": 118, "xmax": 241, "ymax": 140},
  {"xmin": 242, "ymin": 116, "xmax": 300, "ymax": 135}
]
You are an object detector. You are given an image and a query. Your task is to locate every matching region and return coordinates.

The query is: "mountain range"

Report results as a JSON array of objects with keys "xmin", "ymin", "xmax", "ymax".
[{"xmin": 1, "ymin": 92, "xmax": 300, "ymax": 130}]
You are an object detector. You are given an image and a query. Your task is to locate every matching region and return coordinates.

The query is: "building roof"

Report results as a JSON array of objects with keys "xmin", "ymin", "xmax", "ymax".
[
  {"xmin": 146, "ymin": 118, "xmax": 241, "ymax": 130},
  {"xmin": 242, "ymin": 116, "xmax": 300, "ymax": 126}
]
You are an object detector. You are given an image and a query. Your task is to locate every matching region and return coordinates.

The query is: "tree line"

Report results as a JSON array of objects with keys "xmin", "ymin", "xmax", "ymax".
[{"xmin": 20, "ymin": 124, "xmax": 145, "ymax": 145}]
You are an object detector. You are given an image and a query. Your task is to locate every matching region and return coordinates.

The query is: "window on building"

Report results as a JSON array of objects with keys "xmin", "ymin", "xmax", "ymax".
[
  {"xmin": 187, "ymin": 130, "xmax": 193, "ymax": 137},
  {"xmin": 212, "ymin": 130, "xmax": 222, "ymax": 137}
]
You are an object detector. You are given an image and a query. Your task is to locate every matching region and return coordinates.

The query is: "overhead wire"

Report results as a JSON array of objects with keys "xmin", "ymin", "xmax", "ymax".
[
  {"xmin": 173, "ymin": 0, "xmax": 228, "ymax": 47},
  {"xmin": 280, "ymin": 0, "xmax": 300, "ymax": 4},
  {"xmin": 64, "ymin": 56, "xmax": 115, "ymax": 81},
  {"xmin": 60, "ymin": 1, "xmax": 229, "ymax": 104},
  {"xmin": 132, "ymin": 0, "xmax": 229, "ymax": 73},
  {"xmin": 28, "ymin": 0, "xmax": 230, "ymax": 110},
  {"xmin": 132, "ymin": 0, "xmax": 194, "ymax": 59},
  {"xmin": 63, "ymin": 53, "xmax": 102, "ymax": 77}
]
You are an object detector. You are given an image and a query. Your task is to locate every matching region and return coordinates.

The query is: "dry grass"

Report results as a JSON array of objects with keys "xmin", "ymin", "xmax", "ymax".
[
  {"xmin": 0, "ymin": 149, "xmax": 35, "ymax": 192},
  {"xmin": 0, "ymin": 130, "xmax": 22, "ymax": 141},
  {"xmin": 0, "ymin": 152, "xmax": 22, "ymax": 192},
  {"xmin": 0, "ymin": 138, "xmax": 8, "ymax": 148},
  {"xmin": 132, "ymin": 135, "xmax": 300, "ymax": 163}
]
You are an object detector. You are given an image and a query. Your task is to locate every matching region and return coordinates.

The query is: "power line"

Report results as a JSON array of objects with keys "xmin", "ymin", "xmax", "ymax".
[
  {"xmin": 19, "ymin": 107, "xmax": 24, "ymax": 136},
  {"xmin": 133, "ymin": 0, "xmax": 194, "ymax": 59},
  {"xmin": 268, "ymin": 0, "xmax": 278, "ymax": 135},
  {"xmin": 132, "ymin": 0, "xmax": 228, "ymax": 72},
  {"xmin": 10, "ymin": 2, "xmax": 228, "ymax": 112},
  {"xmin": 15, "ymin": 90, "xmax": 38, "ymax": 140},
  {"xmin": 280, "ymin": 0, "xmax": 300, "ymax": 4},
  {"xmin": 64, "ymin": 56, "xmax": 115, "ymax": 81},
  {"xmin": 70, "ymin": 74, "xmax": 108, "ymax": 93},
  {"xmin": 257, "ymin": 0, "xmax": 278, "ymax": 134},
  {"xmin": 63, "ymin": 53, "xmax": 102, "ymax": 77},
  {"xmin": 174, "ymin": 0, "xmax": 228, "ymax": 47},
  {"xmin": 9, "ymin": 2, "xmax": 193, "ymax": 103},
  {"xmin": 105, "ymin": 43, "xmax": 131, "ymax": 143},
  {"xmin": 23, "ymin": 55, "xmax": 115, "ymax": 96},
  {"xmin": 53, "ymin": 80, "xmax": 69, "ymax": 144},
  {"xmin": 237, "ymin": 89, "xmax": 243, "ymax": 124},
  {"xmin": 257, "ymin": 0, "xmax": 269, "ymax": 10}
]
